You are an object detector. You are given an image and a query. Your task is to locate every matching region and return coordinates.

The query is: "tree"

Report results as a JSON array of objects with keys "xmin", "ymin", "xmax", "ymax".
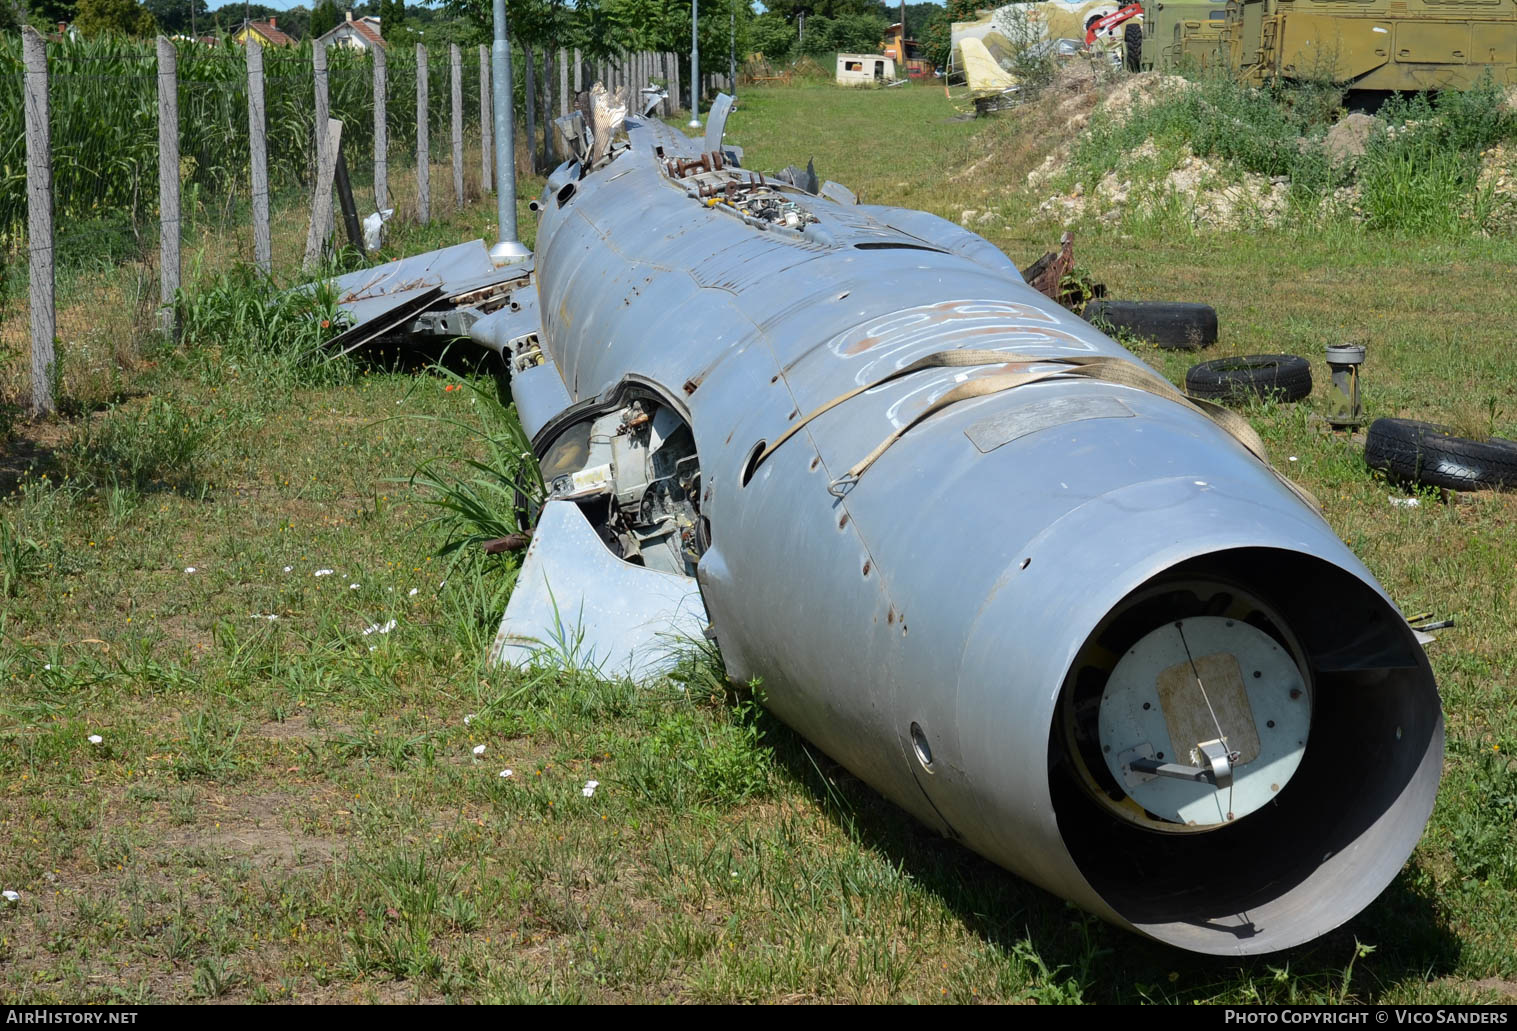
[
  {"xmin": 378, "ymin": 0, "xmax": 404, "ymax": 31},
  {"xmin": 73, "ymin": 0, "xmax": 156, "ymax": 35},
  {"xmin": 922, "ymin": 0, "xmax": 982, "ymax": 70},
  {"xmin": 0, "ymin": 0, "xmax": 21, "ymax": 30},
  {"xmin": 797, "ymin": 10, "xmax": 885, "ymax": 55},
  {"xmin": 763, "ymin": 0, "xmax": 873, "ymax": 24},
  {"xmin": 309, "ymin": 0, "xmax": 339, "ymax": 38},
  {"xmin": 28, "ymin": 0, "xmax": 78, "ymax": 26},
  {"xmin": 749, "ymin": 11, "xmax": 794, "ymax": 61},
  {"xmin": 142, "ymin": 0, "xmax": 208, "ymax": 35}
]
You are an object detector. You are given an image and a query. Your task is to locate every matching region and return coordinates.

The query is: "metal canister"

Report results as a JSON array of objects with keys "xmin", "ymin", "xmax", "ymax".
[{"xmin": 1325, "ymin": 344, "xmax": 1366, "ymax": 428}]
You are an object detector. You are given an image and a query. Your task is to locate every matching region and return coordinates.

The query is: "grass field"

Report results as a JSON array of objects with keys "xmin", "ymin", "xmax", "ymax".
[{"xmin": 1, "ymin": 82, "xmax": 1514, "ymax": 1004}]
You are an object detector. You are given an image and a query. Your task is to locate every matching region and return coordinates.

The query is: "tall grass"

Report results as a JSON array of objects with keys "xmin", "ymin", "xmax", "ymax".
[
  {"xmin": 1070, "ymin": 72, "xmax": 1347, "ymax": 205},
  {"xmin": 1358, "ymin": 83, "xmax": 1517, "ymax": 235},
  {"xmin": 174, "ymin": 259, "xmax": 351, "ymax": 388},
  {"xmin": 408, "ymin": 372, "xmax": 543, "ymax": 563},
  {"xmin": 1066, "ymin": 71, "xmax": 1517, "ymax": 233}
]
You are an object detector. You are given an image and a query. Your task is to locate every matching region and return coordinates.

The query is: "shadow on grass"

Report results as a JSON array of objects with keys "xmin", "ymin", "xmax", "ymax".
[{"xmin": 753, "ymin": 706, "xmax": 1459, "ymax": 1003}]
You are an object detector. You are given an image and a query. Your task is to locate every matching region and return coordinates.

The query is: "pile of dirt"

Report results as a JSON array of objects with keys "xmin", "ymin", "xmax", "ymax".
[
  {"xmin": 1022, "ymin": 71, "xmax": 1200, "ymax": 200},
  {"xmin": 1097, "ymin": 71, "xmax": 1193, "ymax": 116},
  {"xmin": 1478, "ymin": 143, "xmax": 1517, "ymax": 228},
  {"xmin": 1034, "ymin": 141, "xmax": 1291, "ymax": 229},
  {"xmin": 1324, "ymin": 112, "xmax": 1375, "ymax": 165}
]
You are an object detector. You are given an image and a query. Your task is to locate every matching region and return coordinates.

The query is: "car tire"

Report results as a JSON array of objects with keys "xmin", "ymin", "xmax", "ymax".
[
  {"xmin": 1185, "ymin": 354, "xmax": 1312, "ymax": 403},
  {"xmin": 1364, "ymin": 418, "xmax": 1517, "ymax": 492},
  {"xmin": 1084, "ymin": 299, "xmax": 1218, "ymax": 350}
]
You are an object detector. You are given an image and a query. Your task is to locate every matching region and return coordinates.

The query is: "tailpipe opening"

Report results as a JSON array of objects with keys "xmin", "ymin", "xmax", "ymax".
[{"xmin": 1049, "ymin": 547, "xmax": 1443, "ymax": 954}]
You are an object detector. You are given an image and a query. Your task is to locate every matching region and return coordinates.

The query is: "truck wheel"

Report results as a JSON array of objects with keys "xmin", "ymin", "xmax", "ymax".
[
  {"xmin": 1364, "ymin": 418, "xmax": 1517, "ymax": 492},
  {"xmin": 1124, "ymin": 22, "xmax": 1142, "ymax": 72},
  {"xmin": 1185, "ymin": 354, "xmax": 1312, "ymax": 403},
  {"xmin": 1084, "ymin": 299, "xmax": 1218, "ymax": 350}
]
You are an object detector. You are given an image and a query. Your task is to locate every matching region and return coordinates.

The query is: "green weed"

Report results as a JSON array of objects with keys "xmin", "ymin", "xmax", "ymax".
[{"xmin": 61, "ymin": 397, "xmax": 215, "ymax": 495}]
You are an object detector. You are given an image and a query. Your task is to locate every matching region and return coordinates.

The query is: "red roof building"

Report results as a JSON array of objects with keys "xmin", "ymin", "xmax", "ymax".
[{"xmin": 316, "ymin": 12, "xmax": 385, "ymax": 51}]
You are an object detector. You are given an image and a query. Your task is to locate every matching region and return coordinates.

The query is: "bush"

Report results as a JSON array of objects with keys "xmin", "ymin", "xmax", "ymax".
[
  {"xmin": 750, "ymin": 12, "xmax": 796, "ymax": 62},
  {"xmin": 1074, "ymin": 73, "xmax": 1344, "ymax": 189},
  {"xmin": 176, "ymin": 262, "xmax": 350, "ymax": 387},
  {"xmin": 1358, "ymin": 80, "xmax": 1516, "ymax": 235}
]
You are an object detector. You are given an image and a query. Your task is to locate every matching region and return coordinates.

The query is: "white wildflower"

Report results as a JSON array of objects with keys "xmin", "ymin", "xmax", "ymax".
[
  {"xmin": 184, "ymin": 567, "xmax": 197, "ymax": 574},
  {"xmin": 1, "ymin": 890, "xmax": 18, "ymax": 904},
  {"xmin": 88, "ymin": 735, "xmax": 103, "ymax": 745},
  {"xmin": 473, "ymin": 744, "xmax": 487, "ymax": 757},
  {"xmin": 499, "ymin": 769, "xmax": 513, "ymax": 779},
  {"xmin": 315, "ymin": 569, "xmax": 334, "ymax": 577},
  {"xmin": 581, "ymin": 779, "xmax": 599, "ymax": 798}
]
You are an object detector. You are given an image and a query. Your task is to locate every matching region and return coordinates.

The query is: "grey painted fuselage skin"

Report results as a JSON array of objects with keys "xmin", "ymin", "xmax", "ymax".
[{"xmin": 509, "ymin": 108, "xmax": 1443, "ymax": 955}]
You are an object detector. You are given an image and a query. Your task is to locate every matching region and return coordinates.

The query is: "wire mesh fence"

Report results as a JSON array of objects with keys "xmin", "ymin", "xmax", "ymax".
[{"xmin": 0, "ymin": 31, "xmax": 555, "ymax": 416}]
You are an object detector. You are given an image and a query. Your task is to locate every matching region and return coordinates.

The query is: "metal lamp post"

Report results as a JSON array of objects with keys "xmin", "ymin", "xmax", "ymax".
[
  {"xmin": 688, "ymin": 0, "xmax": 700, "ymax": 128},
  {"xmin": 490, "ymin": 0, "xmax": 530, "ymax": 264}
]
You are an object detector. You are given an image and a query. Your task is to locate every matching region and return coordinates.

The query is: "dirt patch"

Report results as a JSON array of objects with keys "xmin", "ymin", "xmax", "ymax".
[
  {"xmin": 162, "ymin": 791, "xmax": 346, "ymax": 871},
  {"xmin": 1325, "ymin": 112, "xmax": 1376, "ymax": 165},
  {"xmin": 1473, "ymin": 977, "xmax": 1517, "ymax": 1001},
  {"xmin": 1098, "ymin": 71, "xmax": 1193, "ymax": 117},
  {"xmin": 250, "ymin": 714, "xmax": 329, "ymax": 741}
]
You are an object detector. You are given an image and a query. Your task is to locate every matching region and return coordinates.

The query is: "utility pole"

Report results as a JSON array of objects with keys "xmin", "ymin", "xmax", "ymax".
[
  {"xmin": 688, "ymin": 0, "xmax": 700, "ymax": 128},
  {"xmin": 490, "ymin": 0, "xmax": 529, "ymax": 263},
  {"xmin": 728, "ymin": 0, "xmax": 735, "ymax": 97}
]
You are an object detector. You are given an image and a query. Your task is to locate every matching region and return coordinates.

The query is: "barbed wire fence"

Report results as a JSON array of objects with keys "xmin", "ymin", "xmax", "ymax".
[{"xmin": 2, "ymin": 28, "xmax": 593, "ymax": 419}]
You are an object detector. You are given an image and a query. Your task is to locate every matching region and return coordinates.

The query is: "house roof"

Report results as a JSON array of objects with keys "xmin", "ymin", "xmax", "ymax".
[
  {"xmin": 241, "ymin": 19, "xmax": 296, "ymax": 46},
  {"xmin": 317, "ymin": 16, "xmax": 385, "ymax": 48}
]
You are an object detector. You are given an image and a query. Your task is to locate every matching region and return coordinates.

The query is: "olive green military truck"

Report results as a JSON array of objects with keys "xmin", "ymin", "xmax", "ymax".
[
  {"xmin": 1134, "ymin": 0, "xmax": 1229, "ymax": 73},
  {"xmin": 1223, "ymin": 0, "xmax": 1517, "ymax": 90},
  {"xmin": 1134, "ymin": 0, "xmax": 1517, "ymax": 90}
]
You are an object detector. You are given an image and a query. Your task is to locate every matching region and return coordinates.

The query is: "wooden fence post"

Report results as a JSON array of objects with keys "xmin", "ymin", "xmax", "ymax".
[
  {"xmin": 247, "ymin": 39, "xmax": 271, "ymax": 274},
  {"xmin": 671, "ymin": 51, "xmax": 681, "ymax": 116},
  {"xmin": 522, "ymin": 40, "xmax": 536, "ymax": 174},
  {"xmin": 22, "ymin": 26, "xmax": 53, "ymax": 417},
  {"xmin": 450, "ymin": 43, "xmax": 463, "ymax": 208},
  {"xmin": 156, "ymin": 36, "xmax": 179, "ymax": 338},
  {"xmin": 303, "ymin": 119, "xmax": 344, "ymax": 271},
  {"xmin": 374, "ymin": 44, "xmax": 387, "ymax": 214},
  {"xmin": 416, "ymin": 43, "xmax": 430, "ymax": 224},
  {"xmin": 313, "ymin": 41, "xmax": 329, "ymax": 178},
  {"xmin": 559, "ymin": 48, "xmax": 568, "ymax": 117},
  {"xmin": 479, "ymin": 44, "xmax": 491, "ymax": 193},
  {"xmin": 540, "ymin": 47, "xmax": 552, "ymax": 168}
]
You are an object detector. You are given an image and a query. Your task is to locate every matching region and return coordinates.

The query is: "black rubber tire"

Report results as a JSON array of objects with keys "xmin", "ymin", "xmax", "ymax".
[
  {"xmin": 1185, "ymin": 354, "xmax": 1312, "ymax": 403},
  {"xmin": 1124, "ymin": 22, "xmax": 1143, "ymax": 73},
  {"xmin": 1084, "ymin": 299, "xmax": 1218, "ymax": 350},
  {"xmin": 1364, "ymin": 418, "xmax": 1517, "ymax": 492}
]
